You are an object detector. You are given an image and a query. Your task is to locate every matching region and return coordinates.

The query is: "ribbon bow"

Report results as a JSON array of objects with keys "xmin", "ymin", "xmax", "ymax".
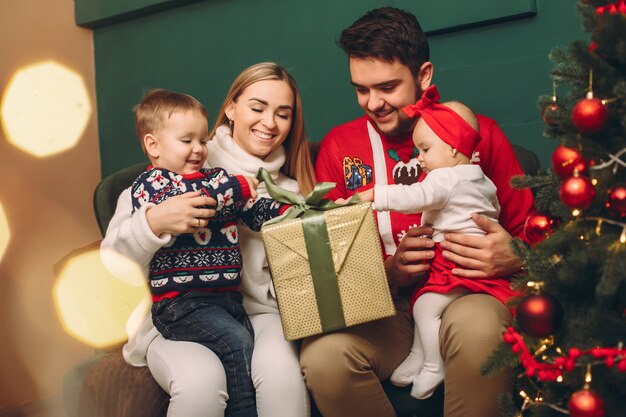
[
  {"xmin": 402, "ymin": 84, "xmax": 441, "ymax": 118},
  {"xmin": 256, "ymin": 168, "xmax": 359, "ymax": 225},
  {"xmin": 400, "ymin": 84, "xmax": 480, "ymax": 159}
]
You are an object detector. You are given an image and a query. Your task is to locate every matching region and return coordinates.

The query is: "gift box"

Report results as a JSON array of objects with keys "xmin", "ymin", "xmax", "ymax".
[{"xmin": 261, "ymin": 201, "xmax": 396, "ymax": 341}]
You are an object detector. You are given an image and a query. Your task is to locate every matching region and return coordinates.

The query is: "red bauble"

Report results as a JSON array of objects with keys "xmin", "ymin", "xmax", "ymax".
[
  {"xmin": 568, "ymin": 389, "xmax": 605, "ymax": 417},
  {"xmin": 606, "ymin": 184, "xmax": 626, "ymax": 217},
  {"xmin": 516, "ymin": 293, "xmax": 564, "ymax": 338},
  {"xmin": 552, "ymin": 145, "xmax": 588, "ymax": 179},
  {"xmin": 572, "ymin": 97, "xmax": 607, "ymax": 134},
  {"xmin": 542, "ymin": 103, "xmax": 559, "ymax": 126},
  {"xmin": 560, "ymin": 174, "xmax": 596, "ymax": 210},
  {"xmin": 524, "ymin": 212, "xmax": 560, "ymax": 245}
]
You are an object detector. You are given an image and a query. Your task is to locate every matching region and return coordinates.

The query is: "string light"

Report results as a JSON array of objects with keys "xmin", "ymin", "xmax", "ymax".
[
  {"xmin": 584, "ymin": 364, "xmax": 593, "ymax": 389},
  {"xmin": 572, "ymin": 209, "xmax": 581, "ymax": 217},
  {"xmin": 527, "ymin": 281, "xmax": 545, "ymax": 293},
  {"xmin": 585, "ymin": 217, "xmax": 626, "ymax": 244},
  {"xmin": 589, "ymin": 147, "xmax": 626, "ymax": 173}
]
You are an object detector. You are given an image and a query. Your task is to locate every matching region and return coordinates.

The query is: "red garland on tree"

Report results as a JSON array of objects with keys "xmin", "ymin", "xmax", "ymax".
[
  {"xmin": 503, "ymin": 327, "xmax": 626, "ymax": 381},
  {"xmin": 572, "ymin": 93, "xmax": 608, "ymax": 134},
  {"xmin": 524, "ymin": 212, "xmax": 560, "ymax": 245},
  {"xmin": 605, "ymin": 184, "xmax": 626, "ymax": 217},
  {"xmin": 516, "ymin": 293, "xmax": 564, "ymax": 338},
  {"xmin": 596, "ymin": 0, "xmax": 626, "ymax": 15},
  {"xmin": 560, "ymin": 173, "xmax": 596, "ymax": 210},
  {"xmin": 568, "ymin": 389, "xmax": 605, "ymax": 417},
  {"xmin": 552, "ymin": 145, "xmax": 588, "ymax": 179}
]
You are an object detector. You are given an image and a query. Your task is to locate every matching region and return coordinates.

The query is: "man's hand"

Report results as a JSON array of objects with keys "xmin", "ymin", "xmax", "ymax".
[
  {"xmin": 385, "ymin": 225, "xmax": 435, "ymax": 287},
  {"xmin": 146, "ymin": 190, "xmax": 216, "ymax": 236},
  {"xmin": 440, "ymin": 213, "xmax": 523, "ymax": 278}
]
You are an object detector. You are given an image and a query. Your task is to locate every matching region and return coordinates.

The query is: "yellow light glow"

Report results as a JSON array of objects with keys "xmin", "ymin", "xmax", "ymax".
[
  {"xmin": 1, "ymin": 61, "xmax": 91, "ymax": 157},
  {"xmin": 53, "ymin": 246, "xmax": 148, "ymax": 348},
  {"xmin": 0, "ymin": 203, "xmax": 9, "ymax": 262}
]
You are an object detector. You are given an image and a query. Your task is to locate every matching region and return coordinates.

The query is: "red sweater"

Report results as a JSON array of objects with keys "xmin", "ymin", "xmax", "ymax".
[{"xmin": 315, "ymin": 115, "xmax": 534, "ymax": 257}]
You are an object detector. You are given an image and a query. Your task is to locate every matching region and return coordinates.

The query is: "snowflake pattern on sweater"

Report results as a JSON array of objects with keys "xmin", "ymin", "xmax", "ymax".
[{"xmin": 131, "ymin": 166, "xmax": 287, "ymax": 300}]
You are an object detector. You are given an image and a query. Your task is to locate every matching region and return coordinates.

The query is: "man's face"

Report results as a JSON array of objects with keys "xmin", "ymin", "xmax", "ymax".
[{"xmin": 349, "ymin": 57, "xmax": 421, "ymax": 136}]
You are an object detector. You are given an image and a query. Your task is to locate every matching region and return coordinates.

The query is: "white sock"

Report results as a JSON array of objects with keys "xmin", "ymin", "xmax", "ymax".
[
  {"xmin": 410, "ymin": 364, "xmax": 444, "ymax": 399},
  {"xmin": 390, "ymin": 349, "xmax": 424, "ymax": 387}
]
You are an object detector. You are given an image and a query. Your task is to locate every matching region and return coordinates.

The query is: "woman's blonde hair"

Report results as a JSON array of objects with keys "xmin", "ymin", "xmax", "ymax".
[{"xmin": 209, "ymin": 62, "xmax": 316, "ymax": 195}]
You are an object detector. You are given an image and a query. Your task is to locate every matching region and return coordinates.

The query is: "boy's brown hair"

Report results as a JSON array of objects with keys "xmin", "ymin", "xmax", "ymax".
[
  {"xmin": 338, "ymin": 7, "xmax": 430, "ymax": 77},
  {"xmin": 134, "ymin": 89, "xmax": 208, "ymax": 153}
]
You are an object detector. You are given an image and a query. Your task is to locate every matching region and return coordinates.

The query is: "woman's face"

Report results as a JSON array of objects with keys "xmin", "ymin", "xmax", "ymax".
[{"xmin": 226, "ymin": 79, "xmax": 294, "ymax": 159}]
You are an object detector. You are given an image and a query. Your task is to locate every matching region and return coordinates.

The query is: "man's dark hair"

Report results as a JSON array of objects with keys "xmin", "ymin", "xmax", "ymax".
[{"xmin": 338, "ymin": 7, "xmax": 430, "ymax": 77}]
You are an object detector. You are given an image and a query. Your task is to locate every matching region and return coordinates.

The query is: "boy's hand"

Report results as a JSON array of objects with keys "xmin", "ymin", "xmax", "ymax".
[
  {"xmin": 146, "ymin": 190, "xmax": 216, "ymax": 236},
  {"xmin": 244, "ymin": 176, "xmax": 259, "ymax": 199}
]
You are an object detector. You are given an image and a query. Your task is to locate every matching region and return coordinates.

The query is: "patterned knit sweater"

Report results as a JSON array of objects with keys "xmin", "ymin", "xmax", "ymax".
[
  {"xmin": 316, "ymin": 115, "xmax": 535, "ymax": 257},
  {"xmin": 131, "ymin": 166, "xmax": 288, "ymax": 301}
]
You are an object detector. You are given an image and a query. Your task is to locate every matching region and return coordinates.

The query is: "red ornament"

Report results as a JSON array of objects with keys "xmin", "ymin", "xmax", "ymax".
[
  {"xmin": 552, "ymin": 145, "xmax": 588, "ymax": 179},
  {"xmin": 516, "ymin": 293, "xmax": 564, "ymax": 338},
  {"xmin": 542, "ymin": 102, "xmax": 559, "ymax": 126},
  {"xmin": 572, "ymin": 95, "xmax": 607, "ymax": 134},
  {"xmin": 568, "ymin": 389, "xmax": 605, "ymax": 417},
  {"xmin": 606, "ymin": 184, "xmax": 626, "ymax": 217},
  {"xmin": 524, "ymin": 212, "xmax": 560, "ymax": 245},
  {"xmin": 560, "ymin": 174, "xmax": 596, "ymax": 210}
]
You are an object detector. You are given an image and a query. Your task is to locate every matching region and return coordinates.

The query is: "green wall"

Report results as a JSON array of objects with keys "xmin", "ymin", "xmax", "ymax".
[{"xmin": 83, "ymin": 0, "xmax": 586, "ymax": 177}]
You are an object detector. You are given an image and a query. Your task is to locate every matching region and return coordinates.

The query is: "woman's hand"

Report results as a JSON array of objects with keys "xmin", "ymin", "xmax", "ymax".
[
  {"xmin": 146, "ymin": 190, "xmax": 216, "ymax": 236},
  {"xmin": 440, "ymin": 213, "xmax": 523, "ymax": 278},
  {"xmin": 385, "ymin": 225, "xmax": 435, "ymax": 287}
]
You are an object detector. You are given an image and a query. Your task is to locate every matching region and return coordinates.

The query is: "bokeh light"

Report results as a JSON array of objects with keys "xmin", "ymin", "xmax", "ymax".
[
  {"xmin": 1, "ymin": 60, "xmax": 91, "ymax": 157},
  {"xmin": 53, "ymin": 245, "xmax": 148, "ymax": 348},
  {"xmin": 0, "ymin": 203, "xmax": 9, "ymax": 263}
]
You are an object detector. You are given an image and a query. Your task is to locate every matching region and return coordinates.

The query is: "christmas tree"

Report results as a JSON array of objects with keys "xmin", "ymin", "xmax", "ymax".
[{"xmin": 482, "ymin": 1, "xmax": 626, "ymax": 416}]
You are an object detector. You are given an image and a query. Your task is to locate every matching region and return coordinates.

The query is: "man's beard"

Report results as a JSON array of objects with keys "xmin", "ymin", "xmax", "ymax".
[
  {"xmin": 375, "ymin": 111, "xmax": 416, "ymax": 137},
  {"xmin": 374, "ymin": 87, "xmax": 422, "ymax": 137}
]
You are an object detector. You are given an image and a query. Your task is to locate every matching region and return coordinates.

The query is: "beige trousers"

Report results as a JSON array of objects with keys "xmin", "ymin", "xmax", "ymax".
[{"xmin": 300, "ymin": 294, "xmax": 512, "ymax": 417}]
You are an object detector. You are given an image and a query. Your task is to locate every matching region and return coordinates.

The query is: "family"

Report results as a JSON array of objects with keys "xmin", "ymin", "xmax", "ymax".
[{"xmin": 101, "ymin": 6, "xmax": 535, "ymax": 417}]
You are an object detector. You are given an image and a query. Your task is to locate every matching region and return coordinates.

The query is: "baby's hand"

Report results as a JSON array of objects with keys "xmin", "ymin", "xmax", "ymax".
[
  {"xmin": 244, "ymin": 176, "xmax": 259, "ymax": 199},
  {"xmin": 335, "ymin": 198, "xmax": 349, "ymax": 205},
  {"xmin": 357, "ymin": 189, "xmax": 374, "ymax": 202}
]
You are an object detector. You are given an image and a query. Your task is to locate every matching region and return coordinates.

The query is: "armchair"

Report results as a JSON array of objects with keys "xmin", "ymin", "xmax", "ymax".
[{"xmin": 65, "ymin": 143, "xmax": 539, "ymax": 417}]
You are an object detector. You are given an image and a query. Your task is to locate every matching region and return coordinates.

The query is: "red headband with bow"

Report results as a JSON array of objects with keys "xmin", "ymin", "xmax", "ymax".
[{"xmin": 402, "ymin": 85, "xmax": 479, "ymax": 158}]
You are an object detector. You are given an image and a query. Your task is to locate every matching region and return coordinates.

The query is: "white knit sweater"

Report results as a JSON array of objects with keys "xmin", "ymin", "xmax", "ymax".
[{"xmin": 101, "ymin": 125, "xmax": 299, "ymax": 366}]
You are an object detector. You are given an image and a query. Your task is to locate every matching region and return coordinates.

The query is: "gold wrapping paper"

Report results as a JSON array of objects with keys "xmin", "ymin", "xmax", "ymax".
[{"xmin": 261, "ymin": 202, "xmax": 395, "ymax": 340}]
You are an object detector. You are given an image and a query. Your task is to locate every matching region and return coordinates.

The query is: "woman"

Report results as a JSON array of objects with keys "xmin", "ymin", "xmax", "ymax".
[{"xmin": 101, "ymin": 62, "xmax": 316, "ymax": 417}]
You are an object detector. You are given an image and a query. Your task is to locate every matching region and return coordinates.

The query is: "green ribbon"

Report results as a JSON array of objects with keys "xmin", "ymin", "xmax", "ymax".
[
  {"xmin": 256, "ymin": 168, "xmax": 356, "ymax": 224},
  {"xmin": 257, "ymin": 168, "xmax": 359, "ymax": 332}
]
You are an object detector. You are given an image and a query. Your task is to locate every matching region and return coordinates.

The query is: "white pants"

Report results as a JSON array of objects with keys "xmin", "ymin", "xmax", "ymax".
[{"xmin": 147, "ymin": 312, "xmax": 309, "ymax": 417}]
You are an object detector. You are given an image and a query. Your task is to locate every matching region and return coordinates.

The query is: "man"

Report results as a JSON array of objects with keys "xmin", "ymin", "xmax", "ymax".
[{"xmin": 299, "ymin": 7, "xmax": 534, "ymax": 417}]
